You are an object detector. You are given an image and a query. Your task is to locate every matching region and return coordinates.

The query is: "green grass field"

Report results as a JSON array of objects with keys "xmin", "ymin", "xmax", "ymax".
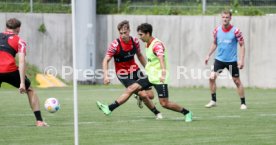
[{"xmin": 0, "ymin": 85, "xmax": 275, "ymax": 145}]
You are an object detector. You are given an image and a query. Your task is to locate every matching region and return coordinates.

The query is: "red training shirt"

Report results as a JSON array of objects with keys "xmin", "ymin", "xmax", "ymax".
[
  {"xmin": 106, "ymin": 36, "xmax": 140, "ymax": 75},
  {"xmin": 0, "ymin": 31, "xmax": 26, "ymax": 73}
]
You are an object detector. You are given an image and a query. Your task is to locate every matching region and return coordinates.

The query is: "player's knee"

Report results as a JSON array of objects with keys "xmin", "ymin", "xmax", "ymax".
[
  {"xmin": 148, "ymin": 93, "xmax": 154, "ymax": 100},
  {"xmin": 209, "ymin": 77, "xmax": 215, "ymax": 82},
  {"xmin": 159, "ymin": 100, "xmax": 169, "ymax": 108},
  {"xmin": 233, "ymin": 79, "xmax": 242, "ymax": 87},
  {"xmin": 138, "ymin": 92, "xmax": 148, "ymax": 99},
  {"xmin": 26, "ymin": 87, "xmax": 34, "ymax": 94},
  {"xmin": 209, "ymin": 73, "xmax": 216, "ymax": 81},
  {"xmin": 146, "ymin": 91, "xmax": 154, "ymax": 99}
]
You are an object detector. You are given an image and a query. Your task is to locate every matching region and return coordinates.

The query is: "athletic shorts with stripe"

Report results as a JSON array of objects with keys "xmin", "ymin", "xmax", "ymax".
[
  {"xmin": 213, "ymin": 59, "xmax": 240, "ymax": 77},
  {"xmin": 137, "ymin": 77, "xmax": 169, "ymax": 98}
]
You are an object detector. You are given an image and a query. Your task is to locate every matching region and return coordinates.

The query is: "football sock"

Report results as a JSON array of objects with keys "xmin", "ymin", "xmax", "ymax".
[
  {"xmin": 34, "ymin": 111, "xmax": 43, "ymax": 121},
  {"xmin": 181, "ymin": 108, "xmax": 189, "ymax": 115},
  {"xmin": 150, "ymin": 107, "xmax": 160, "ymax": 115},
  {"xmin": 211, "ymin": 93, "xmax": 217, "ymax": 102},
  {"xmin": 240, "ymin": 97, "xmax": 246, "ymax": 104},
  {"xmin": 109, "ymin": 101, "xmax": 120, "ymax": 111}
]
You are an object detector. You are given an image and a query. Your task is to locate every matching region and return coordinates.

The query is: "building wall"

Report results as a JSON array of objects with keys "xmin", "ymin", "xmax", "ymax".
[{"xmin": 1, "ymin": 13, "xmax": 275, "ymax": 88}]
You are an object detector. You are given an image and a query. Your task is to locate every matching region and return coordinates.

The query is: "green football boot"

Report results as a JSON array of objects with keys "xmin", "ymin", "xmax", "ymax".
[
  {"xmin": 96, "ymin": 101, "xmax": 111, "ymax": 115},
  {"xmin": 185, "ymin": 111, "xmax": 193, "ymax": 122}
]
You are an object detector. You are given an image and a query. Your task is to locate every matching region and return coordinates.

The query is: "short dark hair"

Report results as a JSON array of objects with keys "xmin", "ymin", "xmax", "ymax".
[
  {"xmin": 222, "ymin": 10, "xmax": 232, "ymax": 17},
  {"xmin": 6, "ymin": 18, "xmax": 21, "ymax": 29},
  {"xmin": 137, "ymin": 23, "xmax": 152, "ymax": 36},
  {"xmin": 117, "ymin": 20, "xmax": 129, "ymax": 31}
]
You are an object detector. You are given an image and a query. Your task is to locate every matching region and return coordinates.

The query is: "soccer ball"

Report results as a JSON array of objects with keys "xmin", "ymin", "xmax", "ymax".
[{"xmin": 44, "ymin": 98, "xmax": 60, "ymax": 113}]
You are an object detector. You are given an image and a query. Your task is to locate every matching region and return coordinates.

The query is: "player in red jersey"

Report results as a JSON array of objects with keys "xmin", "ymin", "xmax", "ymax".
[
  {"xmin": 101, "ymin": 20, "xmax": 162, "ymax": 119},
  {"xmin": 0, "ymin": 18, "xmax": 48, "ymax": 127}
]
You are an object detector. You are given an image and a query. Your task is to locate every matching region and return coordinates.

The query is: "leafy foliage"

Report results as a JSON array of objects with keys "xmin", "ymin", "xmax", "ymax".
[
  {"xmin": 26, "ymin": 62, "xmax": 41, "ymax": 87},
  {"xmin": 0, "ymin": 1, "xmax": 70, "ymax": 13},
  {"xmin": 0, "ymin": 0, "xmax": 273, "ymax": 15},
  {"xmin": 38, "ymin": 23, "xmax": 47, "ymax": 33}
]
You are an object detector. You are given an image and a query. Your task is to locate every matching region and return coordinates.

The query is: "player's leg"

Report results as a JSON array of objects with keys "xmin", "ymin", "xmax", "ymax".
[
  {"xmin": 116, "ymin": 83, "xmax": 142, "ymax": 104},
  {"xmin": 135, "ymin": 86, "xmax": 154, "ymax": 107},
  {"xmin": 97, "ymin": 76, "xmax": 153, "ymax": 115},
  {"xmin": 232, "ymin": 77, "xmax": 246, "ymax": 109},
  {"xmin": 133, "ymin": 69, "xmax": 163, "ymax": 118},
  {"xmin": 117, "ymin": 72, "xmax": 144, "ymax": 108},
  {"xmin": 96, "ymin": 82, "xmax": 143, "ymax": 115},
  {"xmin": 26, "ymin": 86, "xmax": 48, "ymax": 126},
  {"xmin": 205, "ymin": 59, "xmax": 225, "ymax": 108},
  {"xmin": 134, "ymin": 94, "xmax": 143, "ymax": 108},
  {"xmin": 26, "ymin": 86, "xmax": 40, "ymax": 111},
  {"xmin": 228, "ymin": 62, "xmax": 247, "ymax": 109},
  {"xmin": 232, "ymin": 77, "xmax": 245, "ymax": 100},
  {"xmin": 4, "ymin": 71, "xmax": 48, "ymax": 126},
  {"xmin": 154, "ymin": 84, "xmax": 192, "ymax": 122},
  {"xmin": 133, "ymin": 69, "xmax": 155, "ymax": 108},
  {"xmin": 205, "ymin": 72, "xmax": 218, "ymax": 107},
  {"xmin": 134, "ymin": 88, "xmax": 155, "ymax": 108},
  {"xmin": 145, "ymin": 89, "xmax": 154, "ymax": 100},
  {"xmin": 209, "ymin": 71, "xmax": 218, "ymax": 95},
  {"xmin": 137, "ymin": 89, "xmax": 163, "ymax": 119}
]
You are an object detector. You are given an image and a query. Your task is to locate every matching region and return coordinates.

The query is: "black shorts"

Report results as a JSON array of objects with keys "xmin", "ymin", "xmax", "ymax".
[
  {"xmin": 0, "ymin": 70, "xmax": 31, "ymax": 89},
  {"xmin": 137, "ymin": 77, "xmax": 168, "ymax": 98},
  {"xmin": 117, "ymin": 69, "xmax": 151, "ymax": 90},
  {"xmin": 213, "ymin": 59, "xmax": 239, "ymax": 77}
]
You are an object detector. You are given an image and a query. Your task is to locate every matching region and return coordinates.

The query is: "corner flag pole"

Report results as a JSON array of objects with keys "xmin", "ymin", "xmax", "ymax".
[{"xmin": 71, "ymin": 0, "xmax": 79, "ymax": 145}]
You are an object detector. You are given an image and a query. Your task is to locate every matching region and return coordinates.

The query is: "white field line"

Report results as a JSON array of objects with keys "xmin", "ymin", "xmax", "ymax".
[
  {"xmin": 259, "ymin": 114, "xmax": 276, "ymax": 116},
  {"xmin": 1, "ymin": 113, "xmax": 275, "ymax": 127},
  {"xmin": 216, "ymin": 115, "xmax": 241, "ymax": 118},
  {"xmin": 7, "ymin": 114, "xmax": 33, "ymax": 117},
  {"xmin": 3, "ymin": 112, "xmax": 276, "ymax": 122}
]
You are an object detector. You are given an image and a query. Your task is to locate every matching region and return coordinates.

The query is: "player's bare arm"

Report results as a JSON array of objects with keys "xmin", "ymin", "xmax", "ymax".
[
  {"xmin": 205, "ymin": 42, "xmax": 217, "ymax": 65},
  {"xmin": 136, "ymin": 50, "xmax": 147, "ymax": 67},
  {"xmin": 157, "ymin": 55, "xmax": 166, "ymax": 83},
  {"xmin": 238, "ymin": 42, "xmax": 245, "ymax": 69},
  {"xmin": 18, "ymin": 52, "xmax": 26, "ymax": 94},
  {"xmin": 102, "ymin": 55, "xmax": 112, "ymax": 85}
]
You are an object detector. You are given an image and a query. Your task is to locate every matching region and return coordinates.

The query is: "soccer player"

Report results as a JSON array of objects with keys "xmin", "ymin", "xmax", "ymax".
[
  {"xmin": 204, "ymin": 10, "xmax": 247, "ymax": 110},
  {"xmin": 97, "ymin": 23, "xmax": 192, "ymax": 122},
  {"xmin": 0, "ymin": 18, "xmax": 48, "ymax": 127},
  {"xmin": 102, "ymin": 20, "xmax": 163, "ymax": 119}
]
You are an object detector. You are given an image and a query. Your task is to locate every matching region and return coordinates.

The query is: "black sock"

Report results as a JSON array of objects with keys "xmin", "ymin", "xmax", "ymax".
[
  {"xmin": 34, "ymin": 111, "xmax": 43, "ymax": 121},
  {"xmin": 108, "ymin": 101, "xmax": 120, "ymax": 111},
  {"xmin": 150, "ymin": 107, "xmax": 160, "ymax": 115},
  {"xmin": 241, "ymin": 97, "xmax": 246, "ymax": 105},
  {"xmin": 180, "ymin": 108, "xmax": 189, "ymax": 115},
  {"xmin": 212, "ymin": 93, "xmax": 217, "ymax": 102}
]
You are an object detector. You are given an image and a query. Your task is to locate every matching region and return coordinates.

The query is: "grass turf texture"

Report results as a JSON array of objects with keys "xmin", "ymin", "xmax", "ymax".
[{"xmin": 0, "ymin": 85, "xmax": 275, "ymax": 145}]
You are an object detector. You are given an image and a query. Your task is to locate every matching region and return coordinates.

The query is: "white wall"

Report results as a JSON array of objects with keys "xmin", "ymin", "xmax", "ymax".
[{"xmin": 1, "ymin": 13, "xmax": 275, "ymax": 88}]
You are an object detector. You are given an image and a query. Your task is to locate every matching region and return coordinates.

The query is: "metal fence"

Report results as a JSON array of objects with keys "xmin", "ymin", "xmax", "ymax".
[
  {"xmin": 1, "ymin": 0, "xmax": 276, "ymax": 14},
  {"xmin": 127, "ymin": 0, "xmax": 276, "ymax": 14},
  {"xmin": 130, "ymin": 0, "xmax": 276, "ymax": 6},
  {"xmin": 0, "ymin": 0, "xmax": 71, "ymax": 13}
]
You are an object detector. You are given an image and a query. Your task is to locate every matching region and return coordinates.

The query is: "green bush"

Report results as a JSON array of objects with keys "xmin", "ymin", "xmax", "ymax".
[
  {"xmin": 38, "ymin": 23, "xmax": 47, "ymax": 33},
  {"xmin": 0, "ymin": 2, "xmax": 70, "ymax": 13},
  {"xmin": 0, "ymin": 1, "xmax": 269, "ymax": 16},
  {"xmin": 26, "ymin": 62, "xmax": 41, "ymax": 87},
  {"xmin": 242, "ymin": 8, "xmax": 264, "ymax": 16},
  {"xmin": 96, "ymin": 0, "xmax": 118, "ymax": 14}
]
